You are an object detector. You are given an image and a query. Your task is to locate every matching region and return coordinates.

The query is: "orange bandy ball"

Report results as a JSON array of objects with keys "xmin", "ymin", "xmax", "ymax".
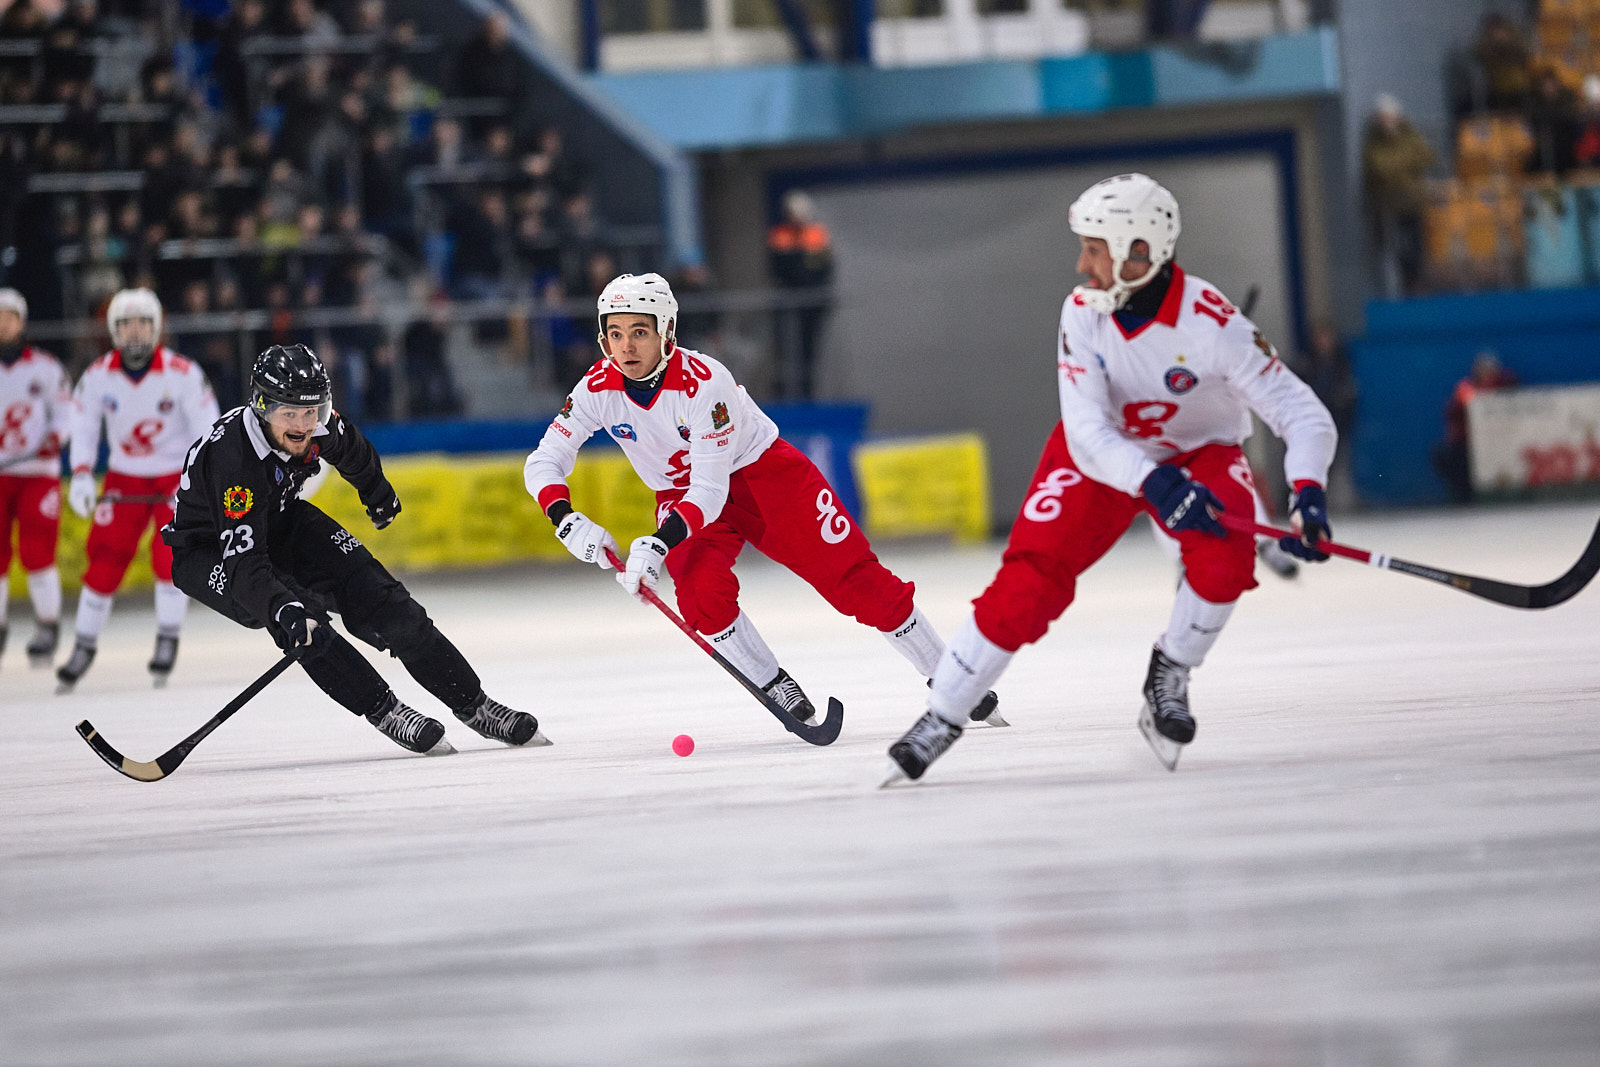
[{"xmin": 671, "ymin": 734, "xmax": 695, "ymax": 757}]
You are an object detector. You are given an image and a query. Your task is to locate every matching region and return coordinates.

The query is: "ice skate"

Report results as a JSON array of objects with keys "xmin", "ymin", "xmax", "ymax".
[
  {"xmin": 1139, "ymin": 645, "xmax": 1195, "ymax": 772},
  {"xmin": 368, "ymin": 693, "xmax": 454, "ymax": 755},
  {"xmin": 881, "ymin": 710, "xmax": 964, "ymax": 787},
  {"xmin": 148, "ymin": 634, "xmax": 178, "ymax": 687},
  {"xmin": 765, "ymin": 668, "xmax": 817, "ymax": 726},
  {"xmin": 1256, "ymin": 538, "xmax": 1300, "ymax": 581},
  {"xmin": 454, "ymin": 692, "xmax": 550, "ymax": 747},
  {"xmin": 55, "ymin": 640, "xmax": 96, "ymax": 693},
  {"xmin": 26, "ymin": 621, "xmax": 59, "ymax": 666},
  {"xmin": 928, "ymin": 679, "xmax": 1008, "ymax": 728}
]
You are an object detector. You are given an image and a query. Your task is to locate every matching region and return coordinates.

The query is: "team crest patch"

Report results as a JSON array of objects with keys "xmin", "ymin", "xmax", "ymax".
[
  {"xmin": 159, "ymin": 396, "xmax": 174, "ymax": 413},
  {"xmin": 711, "ymin": 402, "xmax": 729, "ymax": 430},
  {"xmin": 559, "ymin": 395, "xmax": 574, "ymax": 418},
  {"xmin": 677, "ymin": 424, "xmax": 690, "ymax": 441},
  {"xmin": 222, "ymin": 485, "xmax": 254, "ymax": 519},
  {"xmin": 28, "ymin": 379, "xmax": 41, "ymax": 396},
  {"xmin": 611, "ymin": 423, "xmax": 637, "ymax": 441},
  {"xmin": 1164, "ymin": 367, "xmax": 1198, "ymax": 395}
]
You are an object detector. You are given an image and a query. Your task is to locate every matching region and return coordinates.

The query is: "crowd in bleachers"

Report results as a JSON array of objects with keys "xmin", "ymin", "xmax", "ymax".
[
  {"xmin": 1369, "ymin": 2, "xmax": 1600, "ymax": 296},
  {"xmin": 0, "ymin": 0, "xmax": 643, "ymax": 421}
]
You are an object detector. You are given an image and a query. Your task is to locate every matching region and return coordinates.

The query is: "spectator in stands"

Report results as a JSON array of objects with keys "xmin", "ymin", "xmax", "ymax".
[
  {"xmin": 451, "ymin": 188, "xmax": 514, "ymax": 346},
  {"xmin": 1527, "ymin": 69, "xmax": 1579, "ymax": 175},
  {"xmin": 766, "ymin": 189, "xmax": 834, "ymax": 399},
  {"xmin": 174, "ymin": 278, "xmax": 243, "ymax": 407},
  {"xmin": 514, "ymin": 197, "xmax": 560, "ymax": 281},
  {"xmin": 449, "ymin": 11, "xmax": 527, "ymax": 132},
  {"xmin": 556, "ymin": 190, "xmax": 607, "ymax": 288},
  {"xmin": 403, "ymin": 286, "xmax": 460, "ymax": 417},
  {"xmin": 411, "ymin": 116, "xmax": 474, "ymax": 172},
  {"xmin": 1362, "ymin": 93, "xmax": 1433, "ymax": 299},
  {"xmin": 211, "ymin": 142, "xmax": 258, "ymax": 229},
  {"xmin": 0, "ymin": 0, "xmax": 49, "ymax": 42},
  {"xmin": 1432, "ymin": 351, "xmax": 1519, "ymax": 504},
  {"xmin": 276, "ymin": 0, "xmax": 342, "ymax": 46},
  {"xmin": 1145, "ymin": 0, "xmax": 1210, "ymax": 41},
  {"xmin": 1292, "ymin": 320, "xmax": 1357, "ymax": 488},
  {"xmin": 534, "ymin": 125, "xmax": 583, "ymax": 200},
  {"xmin": 359, "ymin": 124, "xmax": 414, "ymax": 253},
  {"xmin": 1573, "ymin": 76, "xmax": 1600, "ymax": 170},
  {"xmin": 1474, "ymin": 14, "xmax": 1531, "ymax": 112},
  {"xmin": 277, "ymin": 57, "xmax": 338, "ymax": 173},
  {"xmin": 215, "ymin": 0, "xmax": 266, "ymax": 134}
]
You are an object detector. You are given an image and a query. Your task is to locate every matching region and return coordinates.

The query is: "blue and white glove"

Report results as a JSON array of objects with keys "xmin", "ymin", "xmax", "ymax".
[
  {"xmin": 618, "ymin": 535, "xmax": 668, "ymax": 600},
  {"xmin": 1280, "ymin": 483, "xmax": 1332, "ymax": 562},
  {"xmin": 554, "ymin": 510, "xmax": 619, "ymax": 569},
  {"xmin": 1141, "ymin": 465, "xmax": 1226, "ymax": 538}
]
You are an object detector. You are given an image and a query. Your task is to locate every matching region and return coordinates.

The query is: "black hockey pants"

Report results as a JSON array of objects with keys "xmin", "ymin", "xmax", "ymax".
[{"xmin": 171, "ymin": 503, "xmax": 481, "ymax": 718}]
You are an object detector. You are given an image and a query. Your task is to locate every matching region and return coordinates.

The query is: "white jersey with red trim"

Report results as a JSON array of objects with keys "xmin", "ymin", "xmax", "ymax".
[
  {"xmin": 69, "ymin": 347, "xmax": 220, "ymax": 478},
  {"xmin": 524, "ymin": 347, "xmax": 780, "ymax": 535},
  {"xmin": 1057, "ymin": 265, "xmax": 1337, "ymax": 496},
  {"xmin": 0, "ymin": 346, "xmax": 71, "ymax": 478}
]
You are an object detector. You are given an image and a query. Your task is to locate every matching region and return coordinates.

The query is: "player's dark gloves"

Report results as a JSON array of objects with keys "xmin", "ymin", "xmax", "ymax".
[
  {"xmin": 274, "ymin": 602, "xmax": 332, "ymax": 661},
  {"xmin": 1142, "ymin": 465, "xmax": 1226, "ymax": 538},
  {"xmin": 1280, "ymin": 483, "xmax": 1332, "ymax": 562},
  {"xmin": 366, "ymin": 484, "xmax": 401, "ymax": 530}
]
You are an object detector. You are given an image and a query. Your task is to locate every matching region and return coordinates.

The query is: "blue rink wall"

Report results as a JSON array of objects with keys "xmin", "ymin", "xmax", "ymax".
[{"xmin": 1351, "ymin": 286, "xmax": 1600, "ymax": 505}]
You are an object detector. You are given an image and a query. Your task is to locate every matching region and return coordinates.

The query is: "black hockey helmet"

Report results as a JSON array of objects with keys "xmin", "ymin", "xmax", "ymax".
[{"xmin": 250, "ymin": 344, "xmax": 332, "ymax": 426}]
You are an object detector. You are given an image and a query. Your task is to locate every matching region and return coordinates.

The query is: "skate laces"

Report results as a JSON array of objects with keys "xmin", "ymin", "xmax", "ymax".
[
  {"xmin": 767, "ymin": 673, "xmax": 810, "ymax": 712},
  {"xmin": 382, "ymin": 702, "xmax": 432, "ymax": 744},
  {"xmin": 1148, "ymin": 652, "xmax": 1190, "ymax": 717},
  {"xmin": 900, "ymin": 711, "xmax": 958, "ymax": 763}
]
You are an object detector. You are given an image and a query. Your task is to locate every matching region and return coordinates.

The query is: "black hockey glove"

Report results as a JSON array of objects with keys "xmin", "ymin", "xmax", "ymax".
[
  {"xmin": 273, "ymin": 602, "xmax": 332, "ymax": 661},
  {"xmin": 366, "ymin": 484, "xmax": 402, "ymax": 530},
  {"xmin": 1142, "ymin": 465, "xmax": 1226, "ymax": 538},
  {"xmin": 1280, "ymin": 483, "xmax": 1332, "ymax": 562}
]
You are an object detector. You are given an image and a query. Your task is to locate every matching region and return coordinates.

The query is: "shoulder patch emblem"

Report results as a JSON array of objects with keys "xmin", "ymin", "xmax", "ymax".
[
  {"xmin": 677, "ymin": 424, "xmax": 690, "ymax": 441},
  {"xmin": 559, "ymin": 395, "xmax": 574, "ymax": 418},
  {"xmin": 610, "ymin": 423, "xmax": 637, "ymax": 442},
  {"xmin": 1060, "ymin": 329, "xmax": 1071, "ymax": 357},
  {"xmin": 222, "ymin": 485, "xmax": 254, "ymax": 519},
  {"xmin": 1164, "ymin": 367, "xmax": 1198, "ymax": 395},
  {"xmin": 711, "ymin": 402, "xmax": 730, "ymax": 430}
]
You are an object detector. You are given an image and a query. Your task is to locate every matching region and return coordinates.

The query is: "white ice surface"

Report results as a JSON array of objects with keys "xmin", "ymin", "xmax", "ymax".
[{"xmin": 3, "ymin": 503, "xmax": 1599, "ymax": 1066}]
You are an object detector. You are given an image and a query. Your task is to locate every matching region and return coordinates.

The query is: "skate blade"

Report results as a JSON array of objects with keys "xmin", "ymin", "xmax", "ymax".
[
  {"xmin": 878, "ymin": 760, "xmax": 912, "ymax": 789},
  {"xmin": 424, "ymin": 737, "xmax": 457, "ymax": 756},
  {"xmin": 27, "ymin": 654, "xmax": 54, "ymax": 669},
  {"xmin": 1137, "ymin": 705, "xmax": 1184, "ymax": 772},
  {"xmin": 524, "ymin": 729, "xmax": 553, "ymax": 747},
  {"xmin": 973, "ymin": 710, "xmax": 1010, "ymax": 728},
  {"xmin": 151, "ymin": 674, "xmax": 170, "ymax": 689},
  {"xmin": 54, "ymin": 681, "xmax": 77, "ymax": 696}
]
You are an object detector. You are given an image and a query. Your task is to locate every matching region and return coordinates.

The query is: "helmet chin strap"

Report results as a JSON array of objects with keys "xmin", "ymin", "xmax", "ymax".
[{"xmin": 1072, "ymin": 256, "xmax": 1162, "ymax": 314}]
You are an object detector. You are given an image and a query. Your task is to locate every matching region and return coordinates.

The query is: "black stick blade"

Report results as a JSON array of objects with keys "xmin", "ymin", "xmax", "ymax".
[
  {"xmin": 75, "ymin": 720, "xmax": 173, "ymax": 782},
  {"xmin": 789, "ymin": 698, "xmax": 845, "ymax": 747}
]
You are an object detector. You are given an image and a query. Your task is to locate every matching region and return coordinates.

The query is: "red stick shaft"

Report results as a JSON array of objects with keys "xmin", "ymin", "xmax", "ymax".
[{"xmin": 1218, "ymin": 512, "xmax": 1372, "ymax": 564}]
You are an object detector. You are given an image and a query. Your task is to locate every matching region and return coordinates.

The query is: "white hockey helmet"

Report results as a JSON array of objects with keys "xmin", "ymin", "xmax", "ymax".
[
  {"xmin": 0, "ymin": 288, "xmax": 27, "ymax": 322},
  {"xmin": 107, "ymin": 287, "xmax": 163, "ymax": 365},
  {"xmin": 1068, "ymin": 173, "xmax": 1181, "ymax": 313},
  {"xmin": 596, "ymin": 272, "xmax": 678, "ymax": 359}
]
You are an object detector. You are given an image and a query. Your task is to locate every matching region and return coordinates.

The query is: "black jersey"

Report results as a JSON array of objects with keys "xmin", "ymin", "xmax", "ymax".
[{"xmin": 163, "ymin": 405, "xmax": 390, "ymax": 625}]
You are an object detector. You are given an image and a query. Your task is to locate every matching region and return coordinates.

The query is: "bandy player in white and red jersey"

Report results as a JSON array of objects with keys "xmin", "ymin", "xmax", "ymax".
[
  {"xmin": 0, "ymin": 288, "xmax": 71, "ymax": 666},
  {"xmin": 56, "ymin": 287, "xmax": 219, "ymax": 690},
  {"xmin": 885, "ymin": 173, "xmax": 1337, "ymax": 784},
  {"xmin": 525, "ymin": 272, "xmax": 1000, "ymax": 727}
]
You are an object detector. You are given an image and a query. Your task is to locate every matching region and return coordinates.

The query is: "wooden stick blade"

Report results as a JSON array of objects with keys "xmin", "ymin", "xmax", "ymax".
[{"xmin": 75, "ymin": 721, "xmax": 172, "ymax": 782}]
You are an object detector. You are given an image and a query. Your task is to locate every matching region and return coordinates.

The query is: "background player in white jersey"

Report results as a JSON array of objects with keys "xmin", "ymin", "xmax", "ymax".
[
  {"xmin": 57, "ymin": 288, "xmax": 220, "ymax": 690},
  {"xmin": 525, "ymin": 273, "xmax": 999, "ymax": 726},
  {"xmin": 885, "ymin": 173, "xmax": 1337, "ymax": 783},
  {"xmin": 0, "ymin": 289, "xmax": 70, "ymax": 666}
]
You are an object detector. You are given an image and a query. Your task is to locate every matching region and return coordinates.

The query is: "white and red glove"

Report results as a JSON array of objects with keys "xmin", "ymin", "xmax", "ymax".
[
  {"xmin": 618, "ymin": 535, "xmax": 668, "ymax": 600},
  {"xmin": 554, "ymin": 510, "xmax": 619, "ymax": 569}
]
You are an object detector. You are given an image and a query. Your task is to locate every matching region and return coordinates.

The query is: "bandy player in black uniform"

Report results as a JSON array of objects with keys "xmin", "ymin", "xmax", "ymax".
[{"xmin": 162, "ymin": 344, "xmax": 546, "ymax": 755}]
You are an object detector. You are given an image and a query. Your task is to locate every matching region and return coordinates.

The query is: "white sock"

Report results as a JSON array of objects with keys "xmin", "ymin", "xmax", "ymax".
[
  {"xmin": 705, "ymin": 611, "xmax": 780, "ymax": 689},
  {"xmin": 154, "ymin": 581, "xmax": 188, "ymax": 637},
  {"xmin": 27, "ymin": 567, "xmax": 61, "ymax": 623},
  {"xmin": 928, "ymin": 615, "xmax": 1013, "ymax": 726},
  {"xmin": 0, "ymin": 585, "xmax": 7, "ymax": 626},
  {"xmin": 882, "ymin": 606, "xmax": 945, "ymax": 677},
  {"xmin": 74, "ymin": 587, "xmax": 114, "ymax": 645},
  {"xmin": 1157, "ymin": 580, "xmax": 1236, "ymax": 668}
]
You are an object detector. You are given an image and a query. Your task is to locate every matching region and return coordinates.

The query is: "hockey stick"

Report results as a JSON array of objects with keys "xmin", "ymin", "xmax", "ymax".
[
  {"xmin": 75, "ymin": 653, "xmax": 297, "ymax": 781},
  {"xmin": 1222, "ymin": 512, "xmax": 1600, "ymax": 609},
  {"xmin": 605, "ymin": 548, "xmax": 844, "ymax": 745}
]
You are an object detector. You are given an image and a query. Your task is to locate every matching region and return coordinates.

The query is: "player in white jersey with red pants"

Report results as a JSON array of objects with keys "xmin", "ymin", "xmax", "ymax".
[
  {"xmin": 885, "ymin": 173, "xmax": 1337, "ymax": 783},
  {"xmin": 0, "ymin": 288, "xmax": 71, "ymax": 666},
  {"xmin": 57, "ymin": 288, "xmax": 220, "ymax": 689},
  {"xmin": 525, "ymin": 272, "xmax": 999, "ymax": 726}
]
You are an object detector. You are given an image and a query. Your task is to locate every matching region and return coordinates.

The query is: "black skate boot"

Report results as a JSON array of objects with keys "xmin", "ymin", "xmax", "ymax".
[
  {"xmin": 928, "ymin": 678, "xmax": 1008, "ymax": 728},
  {"xmin": 1139, "ymin": 645, "xmax": 1195, "ymax": 772},
  {"xmin": 26, "ymin": 620, "xmax": 58, "ymax": 665},
  {"xmin": 55, "ymin": 639, "xmax": 97, "ymax": 693},
  {"xmin": 148, "ymin": 633, "xmax": 179, "ymax": 686},
  {"xmin": 882, "ymin": 710, "xmax": 964, "ymax": 786},
  {"xmin": 1257, "ymin": 538, "xmax": 1300, "ymax": 581},
  {"xmin": 367, "ymin": 692, "xmax": 454, "ymax": 755},
  {"xmin": 765, "ymin": 668, "xmax": 817, "ymax": 725},
  {"xmin": 454, "ymin": 692, "xmax": 550, "ymax": 747}
]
